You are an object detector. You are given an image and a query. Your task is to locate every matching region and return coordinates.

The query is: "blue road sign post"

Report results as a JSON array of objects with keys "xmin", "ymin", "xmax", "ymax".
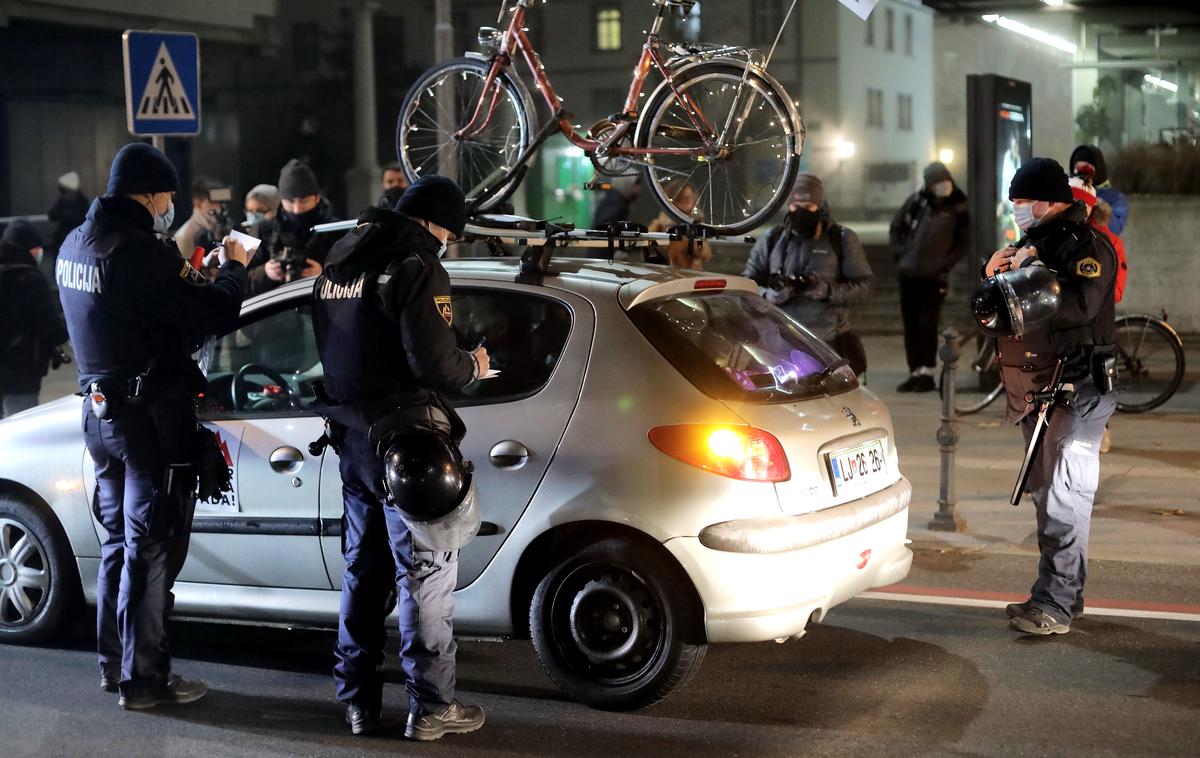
[{"xmin": 122, "ymin": 30, "xmax": 201, "ymax": 137}]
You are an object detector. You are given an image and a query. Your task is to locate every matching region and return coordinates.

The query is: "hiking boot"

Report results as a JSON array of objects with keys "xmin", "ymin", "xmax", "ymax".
[
  {"xmin": 100, "ymin": 673, "xmax": 119, "ymax": 694},
  {"xmin": 910, "ymin": 374, "xmax": 936, "ymax": 393},
  {"xmin": 1010, "ymin": 607, "xmax": 1070, "ymax": 636},
  {"xmin": 405, "ymin": 700, "xmax": 485, "ymax": 741},
  {"xmin": 118, "ymin": 675, "xmax": 208, "ymax": 710},
  {"xmin": 345, "ymin": 703, "xmax": 381, "ymax": 736}
]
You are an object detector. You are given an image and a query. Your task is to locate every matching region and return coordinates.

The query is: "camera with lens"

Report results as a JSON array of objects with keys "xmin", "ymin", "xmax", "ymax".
[
  {"xmin": 768, "ymin": 271, "xmax": 815, "ymax": 291},
  {"xmin": 271, "ymin": 246, "xmax": 306, "ymax": 282}
]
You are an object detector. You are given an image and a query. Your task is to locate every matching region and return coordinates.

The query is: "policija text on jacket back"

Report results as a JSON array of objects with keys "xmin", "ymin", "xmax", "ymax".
[{"xmin": 55, "ymin": 142, "xmax": 251, "ymax": 710}]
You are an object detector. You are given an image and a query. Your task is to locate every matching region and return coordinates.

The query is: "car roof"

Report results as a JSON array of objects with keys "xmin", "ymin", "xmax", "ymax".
[{"xmin": 241, "ymin": 257, "xmax": 757, "ymax": 312}]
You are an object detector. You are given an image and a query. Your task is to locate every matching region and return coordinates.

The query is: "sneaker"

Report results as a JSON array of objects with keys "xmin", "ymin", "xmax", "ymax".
[
  {"xmin": 100, "ymin": 674, "xmax": 119, "ymax": 694},
  {"xmin": 345, "ymin": 704, "xmax": 381, "ymax": 736},
  {"xmin": 1100, "ymin": 425, "xmax": 1112, "ymax": 454},
  {"xmin": 896, "ymin": 375, "xmax": 919, "ymax": 392},
  {"xmin": 405, "ymin": 700, "xmax": 486, "ymax": 741},
  {"xmin": 911, "ymin": 374, "xmax": 936, "ymax": 393},
  {"xmin": 1009, "ymin": 607, "xmax": 1070, "ymax": 635},
  {"xmin": 118, "ymin": 675, "xmax": 208, "ymax": 711},
  {"xmin": 1006, "ymin": 598, "xmax": 1084, "ymax": 618}
]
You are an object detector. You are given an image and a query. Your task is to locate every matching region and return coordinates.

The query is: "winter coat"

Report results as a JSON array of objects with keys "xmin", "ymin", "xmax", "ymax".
[
  {"xmin": 247, "ymin": 197, "xmax": 340, "ymax": 296},
  {"xmin": 1097, "ymin": 185, "xmax": 1128, "ymax": 236},
  {"xmin": 0, "ymin": 242, "xmax": 69, "ymax": 394},
  {"xmin": 47, "ymin": 189, "xmax": 90, "ymax": 254},
  {"xmin": 742, "ymin": 214, "xmax": 873, "ymax": 340},
  {"xmin": 889, "ymin": 186, "xmax": 969, "ymax": 282}
]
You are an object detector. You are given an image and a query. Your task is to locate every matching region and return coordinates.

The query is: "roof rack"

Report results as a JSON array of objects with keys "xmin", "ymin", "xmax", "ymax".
[{"xmin": 311, "ymin": 213, "xmax": 757, "ymax": 286}]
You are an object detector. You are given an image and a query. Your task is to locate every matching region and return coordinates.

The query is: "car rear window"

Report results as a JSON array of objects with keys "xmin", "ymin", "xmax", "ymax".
[{"xmin": 629, "ymin": 290, "xmax": 859, "ymax": 403}]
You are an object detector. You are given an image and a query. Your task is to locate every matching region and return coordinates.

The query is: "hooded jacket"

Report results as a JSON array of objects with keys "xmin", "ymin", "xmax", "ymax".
[
  {"xmin": 889, "ymin": 184, "xmax": 969, "ymax": 281},
  {"xmin": 310, "ymin": 207, "xmax": 475, "ymax": 423},
  {"xmin": 0, "ymin": 242, "xmax": 69, "ymax": 394}
]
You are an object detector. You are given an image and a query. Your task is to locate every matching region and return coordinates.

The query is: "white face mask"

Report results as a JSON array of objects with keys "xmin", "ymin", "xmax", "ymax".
[
  {"xmin": 148, "ymin": 195, "xmax": 174, "ymax": 235},
  {"xmin": 436, "ymin": 239, "xmax": 448, "ymax": 258},
  {"xmin": 1013, "ymin": 202, "xmax": 1044, "ymax": 232},
  {"xmin": 932, "ymin": 180, "xmax": 953, "ymax": 198}
]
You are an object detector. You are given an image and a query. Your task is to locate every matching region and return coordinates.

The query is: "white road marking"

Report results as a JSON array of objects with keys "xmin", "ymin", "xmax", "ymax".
[{"xmin": 857, "ymin": 591, "xmax": 1200, "ymax": 623}]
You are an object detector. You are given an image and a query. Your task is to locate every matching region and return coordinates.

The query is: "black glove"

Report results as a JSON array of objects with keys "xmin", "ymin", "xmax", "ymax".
[{"xmin": 194, "ymin": 426, "xmax": 233, "ymax": 501}]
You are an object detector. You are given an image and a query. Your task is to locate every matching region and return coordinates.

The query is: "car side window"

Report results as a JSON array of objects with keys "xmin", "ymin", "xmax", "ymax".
[
  {"xmin": 446, "ymin": 288, "xmax": 572, "ymax": 406},
  {"xmin": 197, "ymin": 302, "xmax": 322, "ymax": 418}
]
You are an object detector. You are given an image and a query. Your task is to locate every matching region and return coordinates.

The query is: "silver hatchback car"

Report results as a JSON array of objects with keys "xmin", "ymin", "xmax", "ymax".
[{"xmin": 0, "ymin": 258, "xmax": 911, "ymax": 709}]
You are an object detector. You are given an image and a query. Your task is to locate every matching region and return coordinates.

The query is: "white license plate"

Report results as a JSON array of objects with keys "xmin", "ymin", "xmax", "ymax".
[{"xmin": 827, "ymin": 440, "xmax": 888, "ymax": 495}]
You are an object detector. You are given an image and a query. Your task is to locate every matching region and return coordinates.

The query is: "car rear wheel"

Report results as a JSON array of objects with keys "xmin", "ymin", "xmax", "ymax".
[
  {"xmin": 0, "ymin": 497, "xmax": 77, "ymax": 644},
  {"xmin": 529, "ymin": 537, "xmax": 707, "ymax": 710}
]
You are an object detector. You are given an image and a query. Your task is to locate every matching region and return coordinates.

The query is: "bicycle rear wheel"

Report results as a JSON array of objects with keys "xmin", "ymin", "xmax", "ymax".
[
  {"xmin": 397, "ymin": 58, "xmax": 535, "ymax": 212},
  {"xmin": 952, "ymin": 331, "xmax": 1004, "ymax": 415},
  {"xmin": 1113, "ymin": 314, "xmax": 1185, "ymax": 413},
  {"xmin": 638, "ymin": 63, "xmax": 800, "ymax": 235}
]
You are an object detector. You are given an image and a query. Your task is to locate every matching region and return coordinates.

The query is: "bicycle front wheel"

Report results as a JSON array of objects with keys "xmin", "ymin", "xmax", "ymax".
[
  {"xmin": 1114, "ymin": 314, "xmax": 1185, "ymax": 413},
  {"xmin": 397, "ymin": 58, "xmax": 536, "ymax": 212},
  {"xmin": 638, "ymin": 63, "xmax": 801, "ymax": 235},
  {"xmin": 952, "ymin": 331, "xmax": 1004, "ymax": 415}
]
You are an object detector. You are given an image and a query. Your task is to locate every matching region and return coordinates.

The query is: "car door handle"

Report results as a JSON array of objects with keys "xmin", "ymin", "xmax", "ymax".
[
  {"xmin": 269, "ymin": 446, "xmax": 305, "ymax": 474},
  {"xmin": 489, "ymin": 440, "xmax": 530, "ymax": 470}
]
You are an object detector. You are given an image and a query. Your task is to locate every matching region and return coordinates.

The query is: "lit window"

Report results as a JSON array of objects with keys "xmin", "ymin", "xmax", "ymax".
[{"xmin": 596, "ymin": 7, "xmax": 622, "ymax": 51}]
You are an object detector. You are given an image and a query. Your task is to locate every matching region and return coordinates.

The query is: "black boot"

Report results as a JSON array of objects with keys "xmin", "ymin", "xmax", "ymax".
[
  {"xmin": 346, "ymin": 703, "xmax": 381, "ymax": 736},
  {"xmin": 405, "ymin": 700, "xmax": 485, "ymax": 741}
]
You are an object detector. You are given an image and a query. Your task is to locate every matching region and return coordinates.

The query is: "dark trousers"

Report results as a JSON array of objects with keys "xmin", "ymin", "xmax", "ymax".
[
  {"xmin": 1019, "ymin": 380, "xmax": 1116, "ymax": 622},
  {"xmin": 899, "ymin": 275, "xmax": 947, "ymax": 371},
  {"xmin": 85, "ymin": 401, "xmax": 194, "ymax": 696},
  {"xmin": 334, "ymin": 429, "xmax": 458, "ymax": 716}
]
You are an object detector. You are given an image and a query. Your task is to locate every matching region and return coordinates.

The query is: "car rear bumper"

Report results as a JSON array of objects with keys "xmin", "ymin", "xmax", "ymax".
[{"xmin": 663, "ymin": 476, "xmax": 912, "ymax": 643}]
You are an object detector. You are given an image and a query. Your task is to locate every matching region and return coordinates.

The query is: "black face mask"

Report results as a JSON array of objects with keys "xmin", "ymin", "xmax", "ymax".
[
  {"xmin": 283, "ymin": 203, "xmax": 322, "ymax": 230},
  {"xmin": 787, "ymin": 207, "xmax": 820, "ymax": 238}
]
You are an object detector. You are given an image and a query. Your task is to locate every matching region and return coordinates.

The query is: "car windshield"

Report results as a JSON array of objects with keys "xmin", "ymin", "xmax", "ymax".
[{"xmin": 629, "ymin": 290, "xmax": 858, "ymax": 403}]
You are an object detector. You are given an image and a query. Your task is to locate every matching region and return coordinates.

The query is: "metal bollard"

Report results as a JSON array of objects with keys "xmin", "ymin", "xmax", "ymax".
[{"xmin": 928, "ymin": 327, "xmax": 967, "ymax": 532}]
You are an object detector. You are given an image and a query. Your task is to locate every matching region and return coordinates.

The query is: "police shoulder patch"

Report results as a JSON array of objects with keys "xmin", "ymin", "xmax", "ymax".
[
  {"xmin": 434, "ymin": 295, "xmax": 453, "ymax": 326},
  {"xmin": 1075, "ymin": 256, "xmax": 1101, "ymax": 279},
  {"xmin": 179, "ymin": 261, "xmax": 206, "ymax": 286}
]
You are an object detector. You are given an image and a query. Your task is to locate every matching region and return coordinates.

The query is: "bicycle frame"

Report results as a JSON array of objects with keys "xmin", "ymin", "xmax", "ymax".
[{"xmin": 455, "ymin": 0, "xmax": 718, "ymax": 159}]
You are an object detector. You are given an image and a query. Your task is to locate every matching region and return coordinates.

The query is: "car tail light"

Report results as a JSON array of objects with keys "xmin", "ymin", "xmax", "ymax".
[
  {"xmin": 648, "ymin": 424, "xmax": 790, "ymax": 482},
  {"xmin": 693, "ymin": 278, "xmax": 727, "ymax": 290}
]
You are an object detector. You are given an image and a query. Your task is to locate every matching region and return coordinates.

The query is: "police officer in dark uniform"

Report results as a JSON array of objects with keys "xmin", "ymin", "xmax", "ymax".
[
  {"xmin": 56, "ymin": 142, "xmax": 250, "ymax": 708},
  {"xmin": 979, "ymin": 157, "xmax": 1117, "ymax": 636},
  {"xmin": 311, "ymin": 176, "xmax": 489, "ymax": 740}
]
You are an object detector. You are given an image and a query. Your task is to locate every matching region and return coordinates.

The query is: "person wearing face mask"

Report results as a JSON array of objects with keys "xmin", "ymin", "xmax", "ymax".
[
  {"xmin": 377, "ymin": 162, "xmax": 410, "ymax": 209},
  {"xmin": 311, "ymin": 176, "xmax": 488, "ymax": 740},
  {"xmin": 889, "ymin": 162, "xmax": 969, "ymax": 392},
  {"xmin": 55, "ymin": 142, "xmax": 251, "ymax": 710},
  {"xmin": 742, "ymin": 173, "xmax": 874, "ymax": 375},
  {"xmin": 980, "ymin": 157, "xmax": 1117, "ymax": 637},
  {"xmin": 0, "ymin": 219, "xmax": 69, "ymax": 417},
  {"xmin": 242, "ymin": 183, "xmax": 280, "ymax": 238},
  {"xmin": 246, "ymin": 158, "xmax": 339, "ymax": 295}
]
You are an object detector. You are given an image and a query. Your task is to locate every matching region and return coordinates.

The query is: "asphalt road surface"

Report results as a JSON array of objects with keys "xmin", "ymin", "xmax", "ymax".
[{"xmin": 2, "ymin": 552, "xmax": 1197, "ymax": 758}]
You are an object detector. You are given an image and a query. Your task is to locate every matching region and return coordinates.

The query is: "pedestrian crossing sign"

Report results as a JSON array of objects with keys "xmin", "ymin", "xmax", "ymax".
[{"xmin": 122, "ymin": 30, "xmax": 201, "ymax": 137}]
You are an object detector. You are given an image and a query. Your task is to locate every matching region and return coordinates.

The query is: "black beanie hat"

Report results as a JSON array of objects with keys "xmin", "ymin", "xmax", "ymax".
[
  {"xmin": 278, "ymin": 158, "xmax": 321, "ymax": 199},
  {"xmin": 394, "ymin": 176, "xmax": 467, "ymax": 239},
  {"xmin": 106, "ymin": 142, "xmax": 179, "ymax": 196},
  {"xmin": 1, "ymin": 218, "xmax": 42, "ymax": 250},
  {"xmin": 923, "ymin": 161, "xmax": 952, "ymax": 187},
  {"xmin": 1068, "ymin": 144, "xmax": 1108, "ymax": 184},
  {"xmin": 1008, "ymin": 157, "xmax": 1073, "ymax": 203}
]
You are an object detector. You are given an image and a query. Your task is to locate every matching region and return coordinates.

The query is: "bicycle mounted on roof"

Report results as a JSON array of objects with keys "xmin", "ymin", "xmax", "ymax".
[{"xmin": 396, "ymin": 0, "xmax": 804, "ymax": 236}]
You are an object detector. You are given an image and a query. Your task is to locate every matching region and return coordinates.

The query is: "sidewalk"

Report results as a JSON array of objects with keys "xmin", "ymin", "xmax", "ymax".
[{"xmin": 861, "ymin": 333, "xmax": 1200, "ymax": 567}]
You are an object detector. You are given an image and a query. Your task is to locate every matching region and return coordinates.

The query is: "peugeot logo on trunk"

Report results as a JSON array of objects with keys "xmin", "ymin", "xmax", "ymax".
[{"xmin": 842, "ymin": 407, "xmax": 861, "ymax": 427}]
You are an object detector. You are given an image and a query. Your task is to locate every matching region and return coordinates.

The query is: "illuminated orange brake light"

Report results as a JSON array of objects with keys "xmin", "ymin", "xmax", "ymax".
[{"xmin": 648, "ymin": 424, "xmax": 790, "ymax": 482}]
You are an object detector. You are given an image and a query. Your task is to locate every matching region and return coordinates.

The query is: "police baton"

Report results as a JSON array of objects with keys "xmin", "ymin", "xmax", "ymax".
[{"xmin": 1010, "ymin": 359, "xmax": 1069, "ymax": 507}]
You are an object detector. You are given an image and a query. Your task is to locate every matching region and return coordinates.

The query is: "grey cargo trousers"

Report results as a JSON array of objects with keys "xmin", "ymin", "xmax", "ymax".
[{"xmin": 1020, "ymin": 378, "xmax": 1117, "ymax": 622}]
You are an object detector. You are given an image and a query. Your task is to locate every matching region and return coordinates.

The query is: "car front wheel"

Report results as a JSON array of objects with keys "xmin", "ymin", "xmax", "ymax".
[
  {"xmin": 530, "ymin": 537, "xmax": 707, "ymax": 710},
  {"xmin": 0, "ymin": 497, "xmax": 76, "ymax": 644}
]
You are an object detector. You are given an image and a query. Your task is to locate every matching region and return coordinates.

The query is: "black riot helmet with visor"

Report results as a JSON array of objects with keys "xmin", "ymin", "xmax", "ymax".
[
  {"xmin": 972, "ymin": 263, "xmax": 1062, "ymax": 337},
  {"xmin": 380, "ymin": 428, "xmax": 480, "ymax": 551}
]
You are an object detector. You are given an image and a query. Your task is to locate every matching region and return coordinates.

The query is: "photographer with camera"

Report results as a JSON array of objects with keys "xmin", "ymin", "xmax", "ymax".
[
  {"xmin": 742, "ymin": 173, "xmax": 873, "ymax": 376},
  {"xmin": 175, "ymin": 176, "xmax": 233, "ymax": 263},
  {"xmin": 975, "ymin": 158, "xmax": 1117, "ymax": 636},
  {"xmin": 247, "ymin": 158, "xmax": 339, "ymax": 296}
]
